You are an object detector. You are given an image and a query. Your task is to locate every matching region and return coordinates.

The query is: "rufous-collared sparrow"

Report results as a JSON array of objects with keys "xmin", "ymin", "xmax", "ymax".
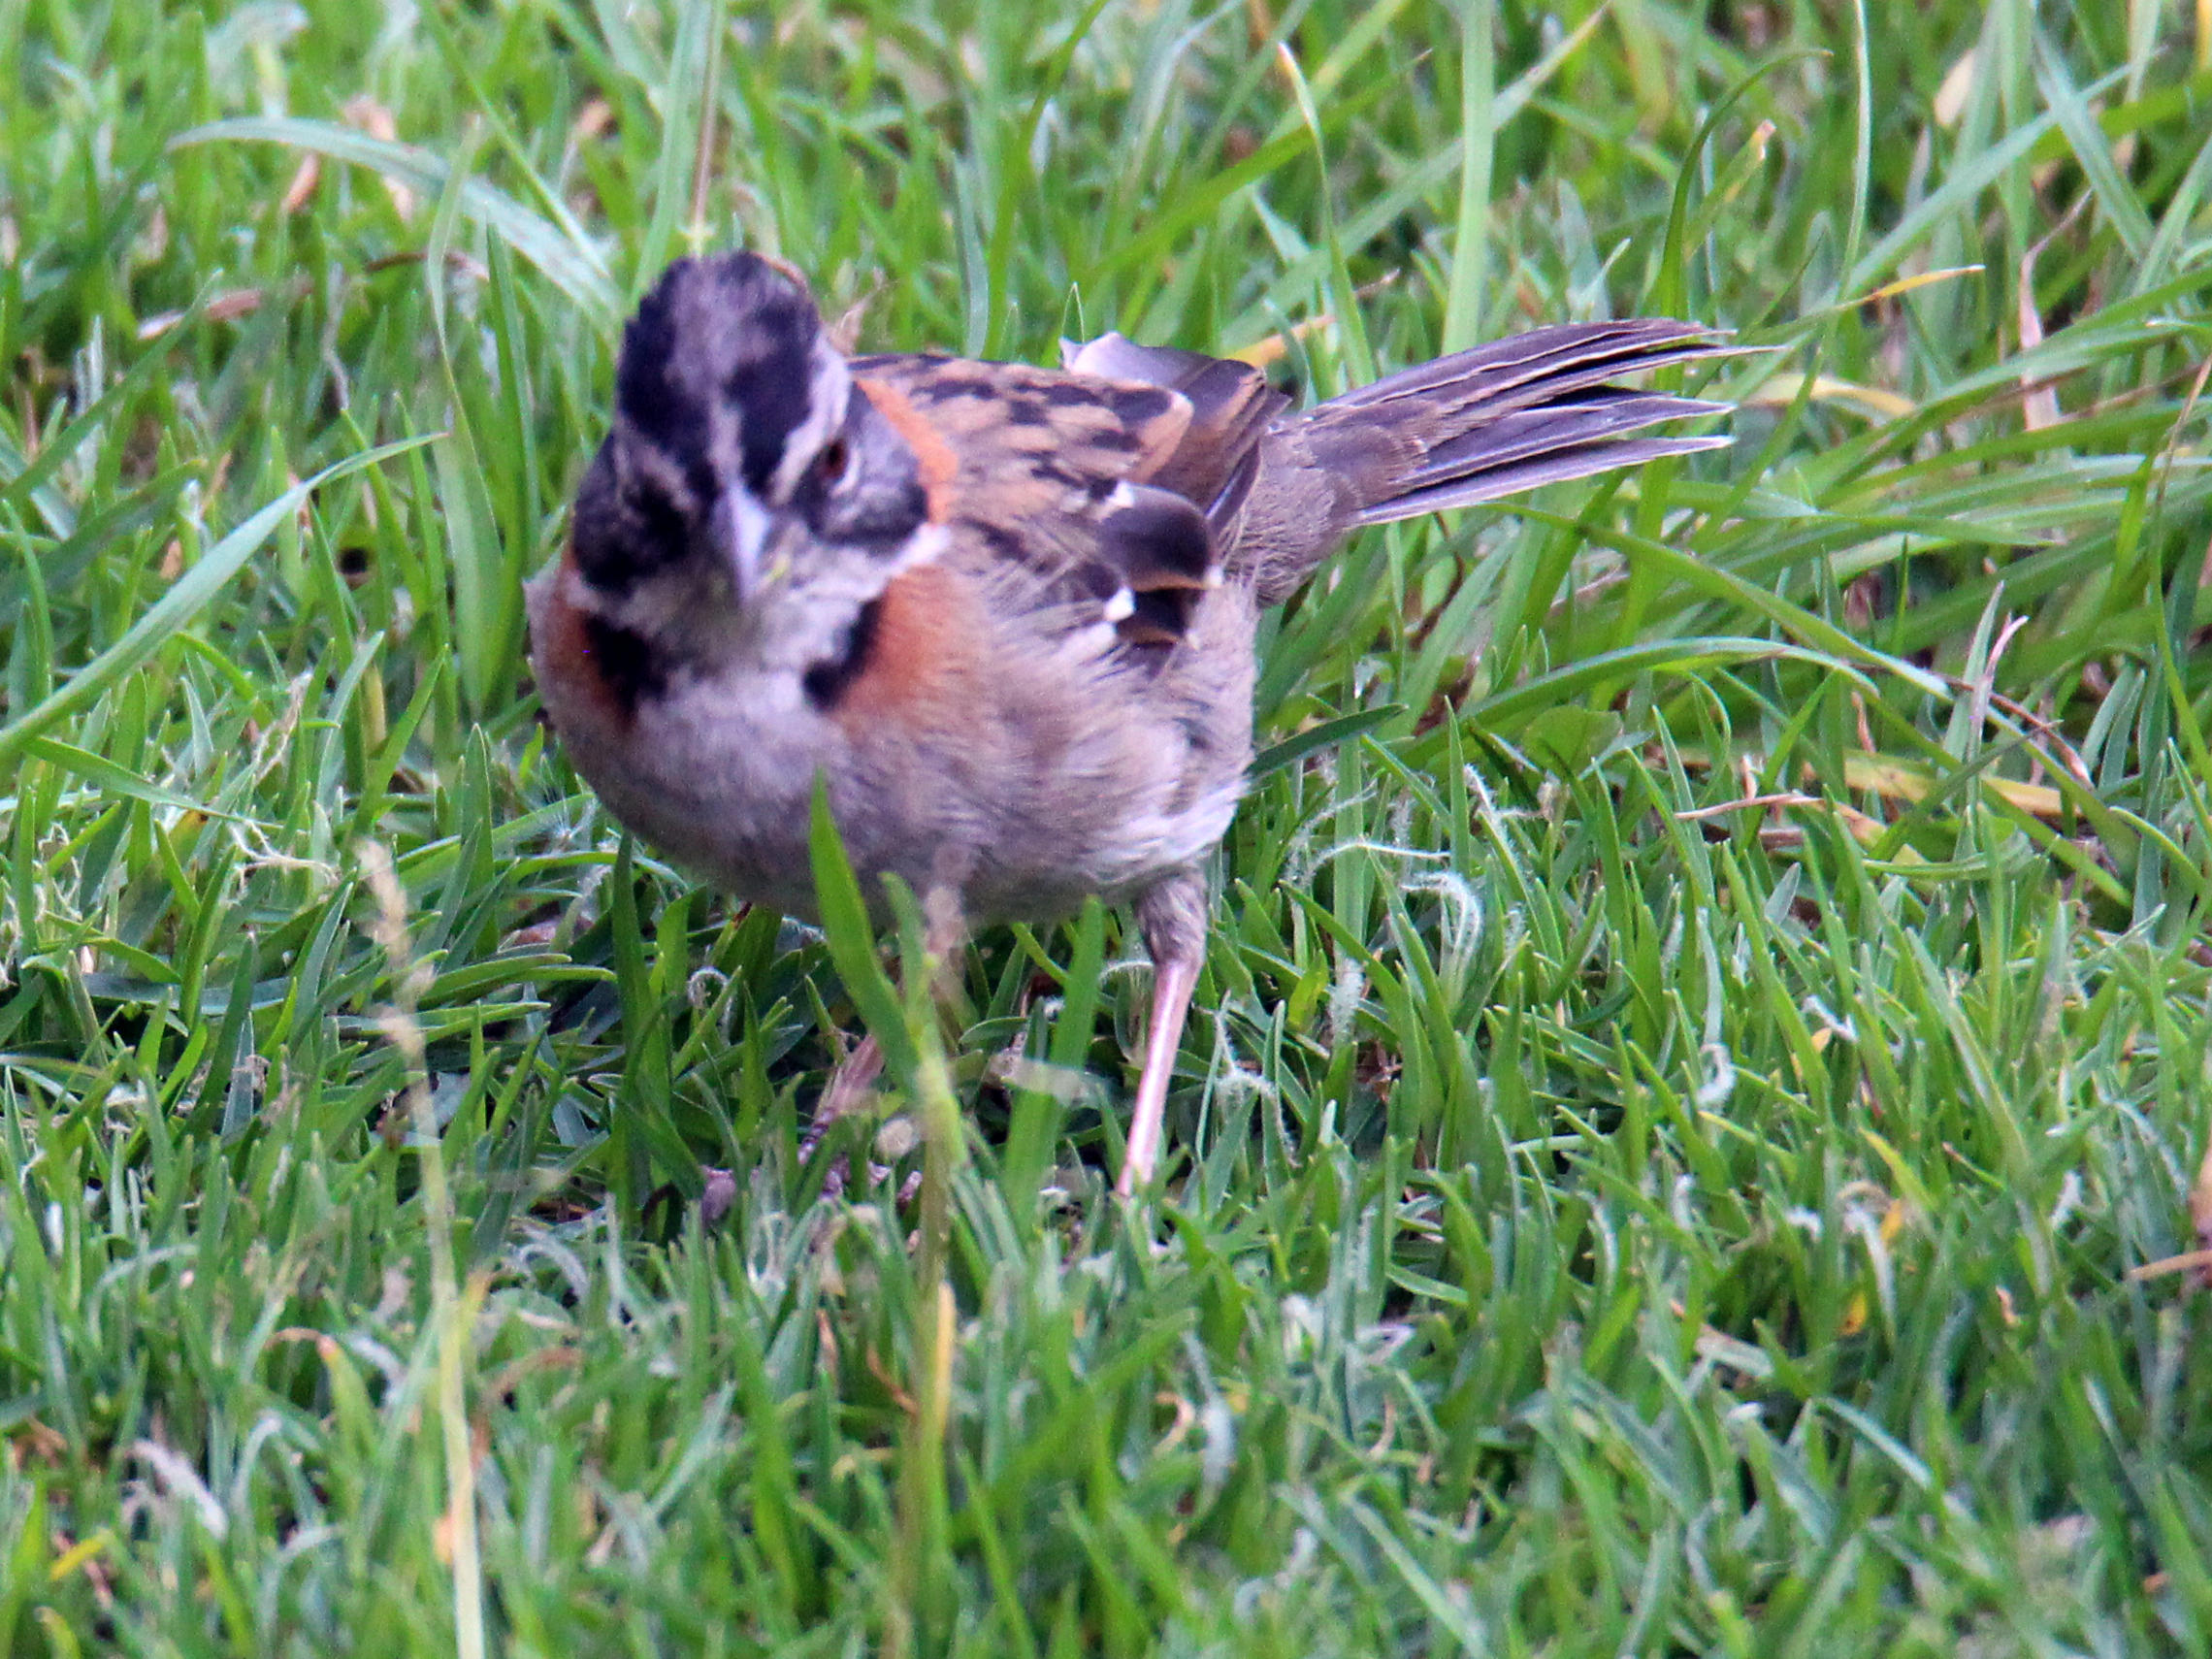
[{"xmin": 527, "ymin": 251, "xmax": 1734, "ymax": 1194}]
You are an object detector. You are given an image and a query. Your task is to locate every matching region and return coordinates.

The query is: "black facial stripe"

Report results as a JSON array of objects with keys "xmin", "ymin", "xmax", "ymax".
[
  {"xmin": 800, "ymin": 597, "xmax": 883, "ymax": 710},
  {"xmin": 631, "ymin": 477, "xmax": 689, "ymax": 556},
  {"xmin": 683, "ymin": 458, "xmax": 721, "ymax": 510},
  {"xmin": 613, "ymin": 253, "xmax": 827, "ymax": 510},
  {"xmin": 734, "ymin": 298, "xmax": 819, "ymax": 497},
  {"xmin": 790, "ymin": 399, "xmax": 929, "ymax": 551},
  {"xmin": 580, "ymin": 615, "xmax": 668, "ymax": 716},
  {"xmin": 816, "ymin": 476, "xmax": 927, "ymax": 549},
  {"xmin": 572, "ymin": 445, "xmax": 672, "ymax": 599},
  {"xmin": 614, "ymin": 279, "xmax": 688, "ymax": 451}
]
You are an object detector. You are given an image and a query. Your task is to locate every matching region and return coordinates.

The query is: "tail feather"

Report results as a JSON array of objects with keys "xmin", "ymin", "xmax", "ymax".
[
  {"xmin": 1324, "ymin": 318, "xmax": 1729, "ymax": 414},
  {"xmin": 1306, "ymin": 319, "xmax": 1740, "ymax": 525},
  {"xmin": 1369, "ymin": 433, "xmax": 1732, "ymax": 523},
  {"xmin": 1241, "ymin": 317, "xmax": 1739, "ymax": 603},
  {"xmin": 1380, "ymin": 391, "xmax": 1733, "ymax": 504}
]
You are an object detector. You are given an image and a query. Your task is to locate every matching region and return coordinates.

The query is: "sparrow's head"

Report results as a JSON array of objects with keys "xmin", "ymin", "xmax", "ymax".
[{"xmin": 570, "ymin": 253, "xmax": 933, "ymax": 655}]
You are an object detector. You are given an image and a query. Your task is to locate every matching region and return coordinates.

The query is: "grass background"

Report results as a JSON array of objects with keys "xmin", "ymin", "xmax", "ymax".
[{"xmin": 6, "ymin": 0, "xmax": 2212, "ymax": 1652}]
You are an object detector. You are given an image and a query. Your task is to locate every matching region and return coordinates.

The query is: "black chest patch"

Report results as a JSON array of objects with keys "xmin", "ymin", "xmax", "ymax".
[
  {"xmin": 580, "ymin": 616, "xmax": 668, "ymax": 718},
  {"xmin": 801, "ymin": 597, "xmax": 884, "ymax": 709}
]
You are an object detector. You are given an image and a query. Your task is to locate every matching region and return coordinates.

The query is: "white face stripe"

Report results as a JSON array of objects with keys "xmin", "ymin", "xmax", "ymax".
[{"xmin": 767, "ymin": 343, "xmax": 853, "ymax": 504}]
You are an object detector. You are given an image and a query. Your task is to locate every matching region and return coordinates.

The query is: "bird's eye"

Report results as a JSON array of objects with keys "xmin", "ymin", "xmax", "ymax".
[{"xmin": 815, "ymin": 438, "xmax": 849, "ymax": 485}]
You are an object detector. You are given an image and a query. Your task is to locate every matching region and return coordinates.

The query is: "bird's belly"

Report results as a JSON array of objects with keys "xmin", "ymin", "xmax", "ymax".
[{"xmin": 544, "ymin": 661, "xmax": 1246, "ymax": 925}]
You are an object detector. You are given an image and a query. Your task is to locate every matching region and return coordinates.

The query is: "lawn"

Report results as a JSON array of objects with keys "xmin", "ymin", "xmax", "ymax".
[{"xmin": 6, "ymin": 0, "xmax": 2212, "ymax": 1652}]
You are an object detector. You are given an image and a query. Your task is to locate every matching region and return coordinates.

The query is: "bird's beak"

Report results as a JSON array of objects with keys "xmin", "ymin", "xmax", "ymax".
[{"xmin": 712, "ymin": 486, "xmax": 776, "ymax": 607}]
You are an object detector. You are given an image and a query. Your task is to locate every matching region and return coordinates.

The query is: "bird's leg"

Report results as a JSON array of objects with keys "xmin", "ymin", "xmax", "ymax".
[
  {"xmin": 920, "ymin": 879, "xmax": 969, "ymax": 998},
  {"xmin": 912, "ymin": 879, "xmax": 970, "ymax": 1195},
  {"xmin": 797, "ymin": 1032, "xmax": 886, "ymax": 1198},
  {"xmin": 1119, "ymin": 958, "xmax": 1197, "ymax": 1195},
  {"xmin": 1120, "ymin": 874, "xmax": 1208, "ymax": 1195},
  {"xmin": 804, "ymin": 875, "xmax": 971, "ymax": 1202},
  {"xmin": 815, "ymin": 1031, "xmax": 887, "ymax": 1127}
]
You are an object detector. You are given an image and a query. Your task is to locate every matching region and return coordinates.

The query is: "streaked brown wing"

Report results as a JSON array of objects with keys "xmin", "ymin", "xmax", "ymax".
[
  {"xmin": 1058, "ymin": 334, "xmax": 1288, "ymax": 534},
  {"xmin": 849, "ymin": 347, "xmax": 1283, "ymax": 649}
]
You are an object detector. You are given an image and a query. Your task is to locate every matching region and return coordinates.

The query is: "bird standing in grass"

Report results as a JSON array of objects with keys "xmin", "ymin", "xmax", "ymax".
[{"xmin": 528, "ymin": 251, "xmax": 1733, "ymax": 1193}]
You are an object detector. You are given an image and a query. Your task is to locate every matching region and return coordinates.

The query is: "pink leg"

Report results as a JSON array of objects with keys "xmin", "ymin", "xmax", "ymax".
[
  {"xmin": 1118, "ymin": 951, "xmax": 1199, "ymax": 1195},
  {"xmin": 797, "ymin": 1033, "xmax": 885, "ymax": 1194},
  {"xmin": 819, "ymin": 1032, "xmax": 886, "ymax": 1124}
]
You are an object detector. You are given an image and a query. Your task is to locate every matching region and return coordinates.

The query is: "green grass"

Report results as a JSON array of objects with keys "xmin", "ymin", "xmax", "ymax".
[{"xmin": 7, "ymin": 0, "xmax": 2212, "ymax": 1651}]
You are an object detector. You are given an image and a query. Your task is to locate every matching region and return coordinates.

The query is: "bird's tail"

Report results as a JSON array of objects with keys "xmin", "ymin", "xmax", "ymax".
[{"xmin": 1250, "ymin": 319, "xmax": 1738, "ymax": 602}]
